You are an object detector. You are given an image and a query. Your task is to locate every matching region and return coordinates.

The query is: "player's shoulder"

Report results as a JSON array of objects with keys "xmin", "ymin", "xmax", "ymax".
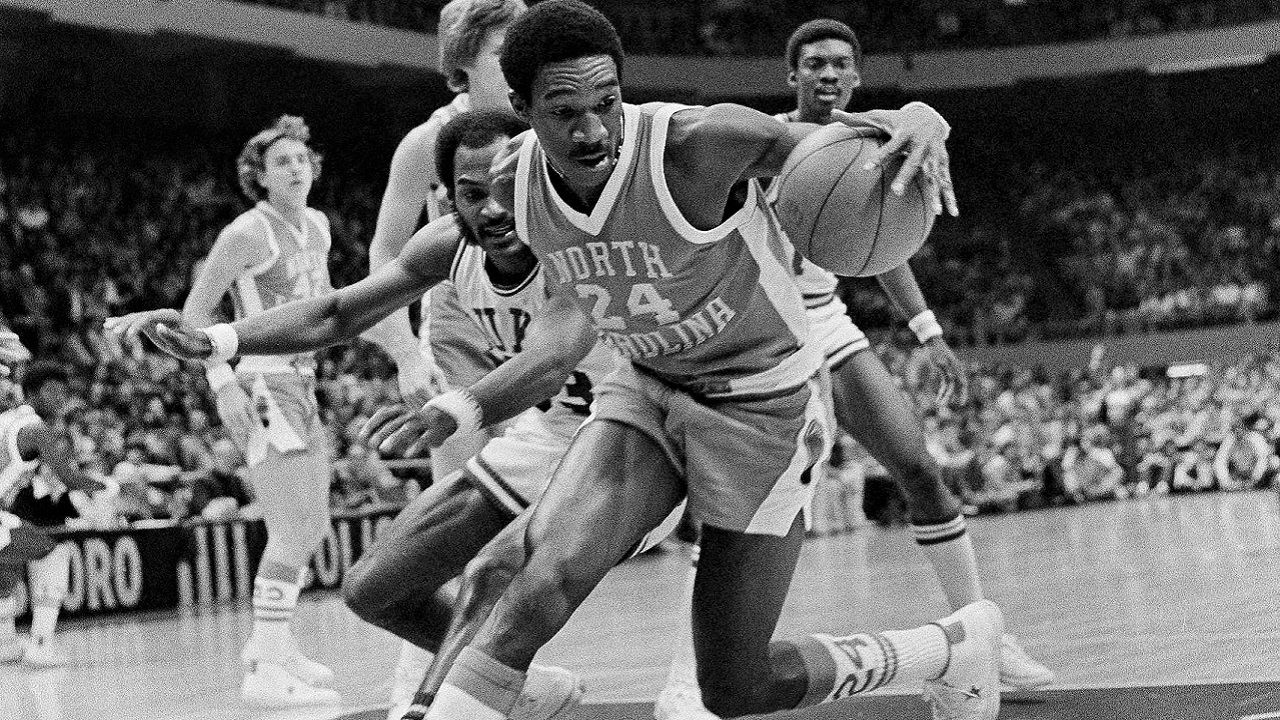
[
  {"xmin": 305, "ymin": 206, "xmax": 330, "ymax": 230},
  {"xmin": 222, "ymin": 206, "xmax": 267, "ymax": 240}
]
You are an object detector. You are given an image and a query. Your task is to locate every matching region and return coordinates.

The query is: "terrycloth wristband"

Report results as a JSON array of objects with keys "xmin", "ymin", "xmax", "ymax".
[
  {"xmin": 202, "ymin": 323, "xmax": 239, "ymax": 364},
  {"xmin": 204, "ymin": 363, "xmax": 237, "ymax": 391},
  {"xmin": 424, "ymin": 389, "xmax": 484, "ymax": 437},
  {"xmin": 908, "ymin": 310, "xmax": 944, "ymax": 344}
]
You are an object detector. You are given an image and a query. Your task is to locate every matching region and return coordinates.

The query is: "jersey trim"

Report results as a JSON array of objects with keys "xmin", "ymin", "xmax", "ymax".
[
  {"xmin": 648, "ymin": 104, "xmax": 758, "ymax": 245},
  {"xmin": 489, "ymin": 261, "xmax": 542, "ymax": 298},
  {"xmin": 537, "ymin": 104, "xmax": 642, "ymax": 236},
  {"xmin": 258, "ymin": 200, "xmax": 311, "ymax": 250},
  {"xmin": 448, "ymin": 234, "xmax": 468, "ymax": 284}
]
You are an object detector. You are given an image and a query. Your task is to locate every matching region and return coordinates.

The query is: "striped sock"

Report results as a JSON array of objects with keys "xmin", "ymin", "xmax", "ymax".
[
  {"xmin": 911, "ymin": 515, "xmax": 983, "ymax": 610},
  {"xmin": 782, "ymin": 623, "xmax": 950, "ymax": 706},
  {"xmin": 425, "ymin": 647, "xmax": 523, "ymax": 720},
  {"xmin": 251, "ymin": 563, "xmax": 302, "ymax": 656}
]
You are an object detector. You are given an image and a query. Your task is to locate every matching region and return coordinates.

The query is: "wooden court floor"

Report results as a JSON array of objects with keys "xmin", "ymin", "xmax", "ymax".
[{"xmin": 4, "ymin": 490, "xmax": 1279, "ymax": 720}]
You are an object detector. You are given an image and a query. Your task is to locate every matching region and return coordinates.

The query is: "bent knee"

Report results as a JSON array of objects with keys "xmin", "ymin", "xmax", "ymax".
[{"xmin": 342, "ymin": 557, "xmax": 402, "ymax": 622}]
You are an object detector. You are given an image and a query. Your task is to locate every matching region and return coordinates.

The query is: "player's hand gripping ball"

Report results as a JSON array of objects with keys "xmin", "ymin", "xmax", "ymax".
[{"xmin": 773, "ymin": 125, "xmax": 935, "ymax": 277}]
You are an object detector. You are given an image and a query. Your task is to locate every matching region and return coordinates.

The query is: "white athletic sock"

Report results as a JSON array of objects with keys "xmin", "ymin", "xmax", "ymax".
[
  {"xmin": 784, "ymin": 623, "xmax": 949, "ymax": 705},
  {"xmin": 663, "ymin": 550, "xmax": 699, "ymax": 689},
  {"xmin": 0, "ymin": 596, "xmax": 16, "ymax": 641},
  {"xmin": 27, "ymin": 545, "xmax": 69, "ymax": 643},
  {"xmin": 251, "ymin": 565, "xmax": 302, "ymax": 656},
  {"xmin": 425, "ymin": 647, "xmax": 523, "ymax": 720},
  {"xmin": 911, "ymin": 516, "xmax": 983, "ymax": 610}
]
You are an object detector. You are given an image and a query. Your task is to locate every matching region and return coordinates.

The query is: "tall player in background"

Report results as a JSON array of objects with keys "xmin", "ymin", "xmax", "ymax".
[
  {"xmin": 0, "ymin": 363, "xmax": 105, "ymax": 668},
  {"xmin": 179, "ymin": 116, "xmax": 343, "ymax": 709},
  {"xmin": 363, "ymin": 5, "xmax": 528, "ymax": 706},
  {"xmin": 655, "ymin": 19, "xmax": 1053, "ymax": 720}
]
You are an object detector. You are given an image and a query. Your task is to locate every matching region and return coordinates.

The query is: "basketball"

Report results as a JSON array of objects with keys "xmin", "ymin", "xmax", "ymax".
[{"xmin": 772, "ymin": 124, "xmax": 935, "ymax": 277}]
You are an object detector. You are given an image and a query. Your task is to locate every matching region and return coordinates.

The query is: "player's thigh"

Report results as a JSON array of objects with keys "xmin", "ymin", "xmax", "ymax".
[
  {"xmin": 831, "ymin": 350, "xmax": 932, "ymax": 467},
  {"xmin": 524, "ymin": 419, "xmax": 685, "ymax": 582},
  {"xmin": 349, "ymin": 472, "xmax": 510, "ymax": 600}
]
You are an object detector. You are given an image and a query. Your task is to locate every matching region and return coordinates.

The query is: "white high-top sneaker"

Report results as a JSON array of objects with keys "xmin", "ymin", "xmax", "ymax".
[{"xmin": 922, "ymin": 600, "xmax": 1004, "ymax": 720}]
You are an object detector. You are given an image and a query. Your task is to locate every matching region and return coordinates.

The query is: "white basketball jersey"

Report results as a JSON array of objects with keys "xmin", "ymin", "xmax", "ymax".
[
  {"xmin": 0, "ymin": 405, "xmax": 40, "ymax": 498},
  {"xmin": 449, "ymin": 237, "xmax": 618, "ymax": 436}
]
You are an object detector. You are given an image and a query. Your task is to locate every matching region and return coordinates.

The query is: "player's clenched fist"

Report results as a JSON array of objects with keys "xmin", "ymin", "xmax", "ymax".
[
  {"xmin": 105, "ymin": 309, "xmax": 214, "ymax": 361},
  {"xmin": 360, "ymin": 404, "xmax": 459, "ymax": 458}
]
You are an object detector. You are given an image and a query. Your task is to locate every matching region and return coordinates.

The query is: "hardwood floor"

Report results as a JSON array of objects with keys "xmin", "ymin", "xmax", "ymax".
[{"xmin": 4, "ymin": 490, "xmax": 1278, "ymax": 720}]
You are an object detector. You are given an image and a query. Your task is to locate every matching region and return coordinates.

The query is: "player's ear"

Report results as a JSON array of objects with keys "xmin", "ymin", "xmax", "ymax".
[
  {"xmin": 509, "ymin": 91, "xmax": 530, "ymax": 120},
  {"xmin": 787, "ymin": 71, "xmax": 798, "ymax": 89}
]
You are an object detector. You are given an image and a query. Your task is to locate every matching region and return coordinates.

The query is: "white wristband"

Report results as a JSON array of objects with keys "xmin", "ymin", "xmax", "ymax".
[
  {"xmin": 908, "ymin": 309, "xmax": 944, "ymax": 344},
  {"xmin": 424, "ymin": 389, "xmax": 484, "ymax": 438},
  {"xmin": 204, "ymin": 363, "xmax": 237, "ymax": 391},
  {"xmin": 202, "ymin": 323, "xmax": 239, "ymax": 365}
]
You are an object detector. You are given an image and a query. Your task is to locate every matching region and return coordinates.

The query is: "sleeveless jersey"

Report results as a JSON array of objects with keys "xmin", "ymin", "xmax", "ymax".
[
  {"xmin": 448, "ymin": 227, "xmax": 618, "ymax": 436},
  {"xmin": 0, "ymin": 405, "xmax": 40, "ymax": 498},
  {"xmin": 227, "ymin": 201, "xmax": 333, "ymax": 375},
  {"xmin": 515, "ymin": 102, "xmax": 820, "ymax": 398}
]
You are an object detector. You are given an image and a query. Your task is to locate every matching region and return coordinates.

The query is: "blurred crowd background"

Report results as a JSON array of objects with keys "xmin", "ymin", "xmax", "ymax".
[{"xmin": 4, "ymin": 0, "xmax": 1280, "ymax": 532}]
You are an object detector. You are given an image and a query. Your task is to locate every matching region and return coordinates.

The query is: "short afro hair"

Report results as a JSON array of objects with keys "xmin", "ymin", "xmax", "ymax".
[
  {"xmin": 437, "ymin": 0, "xmax": 527, "ymax": 94},
  {"xmin": 21, "ymin": 360, "xmax": 68, "ymax": 399},
  {"xmin": 500, "ymin": 0, "xmax": 624, "ymax": 104},
  {"xmin": 785, "ymin": 19, "xmax": 862, "ymax": 71},
  {"xmin": 435, "ymin": 109, "xmax": 529, "ymax": 200},
  {"xmin": 236, "ymin": 115, "xmax": 322, "ymax": 202}
]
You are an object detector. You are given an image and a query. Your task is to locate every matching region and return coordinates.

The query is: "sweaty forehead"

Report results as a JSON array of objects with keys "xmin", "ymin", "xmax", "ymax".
[
  {"xmin": 533, "ymin": 55, "xmax": 619, "ymax": 103},
  {"xmin": 798, "ymin": 38, "xmax": 856, "ymax": 63},
  {"xmin": 453, "ymin": 139, "xmax": 506, "ymax": 183}
]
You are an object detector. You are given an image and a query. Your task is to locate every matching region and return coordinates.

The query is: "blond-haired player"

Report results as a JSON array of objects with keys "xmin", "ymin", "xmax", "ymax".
[
  {"xmin": 178, "ymin": 115, "xmax": 340, "ymax": 708},
  {"xmin": 360, "ymin": 2, "xmax": 532, "ymax": 712}
]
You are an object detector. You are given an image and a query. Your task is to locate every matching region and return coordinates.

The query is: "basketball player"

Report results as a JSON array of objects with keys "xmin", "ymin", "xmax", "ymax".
[
  {"xmin": 106, "ymin": 109, "xmax": 613, "ymax": 720},
  {"xmin": 653, "ymin": 19, "xmax": 1053, "ymax": 719},
  {"xmin": 0, "ymin": 323, "xmax": 31, "ymax": 365},
  {"xmin": 361, "ymin": 3, "xmax": 531, "ymax": 710},
  {"xmin": 0, "ymin": 363, "xmax": 105, "ymax": 668},
  {"xmin": 170, "ymin": 116, "xmax": 340, "ymax": 708},
  {"xmin": 357, "ymin": 3, "xmax": 1002, "ymax": 719}
]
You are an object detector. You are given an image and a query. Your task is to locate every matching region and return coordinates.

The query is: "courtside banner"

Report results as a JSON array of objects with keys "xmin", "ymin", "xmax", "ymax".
[{"xmin": 14, "ymin": 505, "xmax": 402, "ymax": 620}]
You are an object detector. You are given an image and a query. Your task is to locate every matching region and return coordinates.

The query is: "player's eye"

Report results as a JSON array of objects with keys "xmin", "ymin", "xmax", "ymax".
[
  {"xmin": 461, "ymin": 189, "xmax": 487, "ymax": 204},
  {"xmin": 595, "ymin": 96, "xmax": 616, "ymax": 113}
]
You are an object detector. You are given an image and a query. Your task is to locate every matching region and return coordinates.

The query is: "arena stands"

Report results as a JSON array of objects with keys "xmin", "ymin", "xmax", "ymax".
[{"xmin": 235, "ymin": 0, "xmax": 1280, "ymax": 54}]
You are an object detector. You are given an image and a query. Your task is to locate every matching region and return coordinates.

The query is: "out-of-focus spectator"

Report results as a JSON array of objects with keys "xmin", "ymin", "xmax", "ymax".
[{"xmin": 185, "ymin": 440, "xmax": 255, "ymax": 521}]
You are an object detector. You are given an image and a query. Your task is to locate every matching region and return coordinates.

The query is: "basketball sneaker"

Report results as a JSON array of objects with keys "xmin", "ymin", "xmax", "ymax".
[
  {"xmin": 510, "ymin": 664, "xmax": 586, "ymax": 720},
  {"xmin": 654, "ymin": 679, "xmax": 719, "ymax": 720},
  {"xmin": 922, "ymin": 600, "xmax": 1003, "ymax": 720},
  {"xmin": 21, "ymin": 637, "xmax": 67, "ymax": 669},
  {"xmin": 242, "ymin": 637, "xmax": 335, "ymax": 687},
  {"xmin": 241, "ymin": 661, "xmax": 341, "ymax": 708},
  {"xmin": 998, "ymin": 633, "xmax": 1054, "ymax": 689},
  {"xmin": 1, "ymin": 635, "xmax": 25, "ymax": 663}
]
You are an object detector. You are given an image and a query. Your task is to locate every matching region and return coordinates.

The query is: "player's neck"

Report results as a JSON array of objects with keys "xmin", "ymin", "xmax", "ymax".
[
  {"xmin": 264, "ymin": 197, "xmax": 307, "ymax": 229},
  {"xmin": 793, "ymin": 107, "xmax": 835, "ymax": 125},
  {"xmin": 486, "ymin": 250, "xmax": 537, "ymax": 288}
]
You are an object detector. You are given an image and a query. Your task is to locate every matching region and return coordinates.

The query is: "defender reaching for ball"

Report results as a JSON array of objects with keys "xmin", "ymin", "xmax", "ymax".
[
  {"xmin": 361, "ymin": 3, "xmax": 1001, "ymax": 720},
  {"xmin": 655, "ymin": 19, "xmax": 1053, "ymax": 720}
]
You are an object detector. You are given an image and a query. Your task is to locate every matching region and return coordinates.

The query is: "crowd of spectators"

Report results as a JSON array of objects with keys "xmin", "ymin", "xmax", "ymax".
[
  {"xmin": 0, "ymin": 128, "xmax": 416, "ymax": 528},
  {"xmin": 820, "ymin": 343, "xmax": 1280, "ymax": 530},
  {"xmin": 4, "ymin": 89, "xmax": 1280, "ymax": 530},
  {"xmin": 236, "ymin": 0, "xmax": 1280, "ymax": 55}
]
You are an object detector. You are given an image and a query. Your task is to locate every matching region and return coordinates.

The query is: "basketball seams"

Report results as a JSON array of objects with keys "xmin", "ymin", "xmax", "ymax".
[
  {"xmin": 805, "ymin": 136, "xmax": 867, "ymax": 264},
  {"xmin": 865, "ymin": 153, "xmax": 889, "ymax": 276}
]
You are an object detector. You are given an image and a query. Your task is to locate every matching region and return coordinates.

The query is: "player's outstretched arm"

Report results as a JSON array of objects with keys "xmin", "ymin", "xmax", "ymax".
[
  {"xmin": 362, "ymin": 293, "xmax": 596, "ymax": 457},
  {"xmin": 877, "ymin": 263, "xmax": 968, "ymax": 404},
  {"xmin": 370, "ymin": 123, "xmax": 443, "ymax": 270},
  {"xmin": 674, "ymin": 102, "xmax": 956, "ymax": 216},
  {"xmin": 106, "ymin": 217, "xmax": 462, "ymax": 361}
]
